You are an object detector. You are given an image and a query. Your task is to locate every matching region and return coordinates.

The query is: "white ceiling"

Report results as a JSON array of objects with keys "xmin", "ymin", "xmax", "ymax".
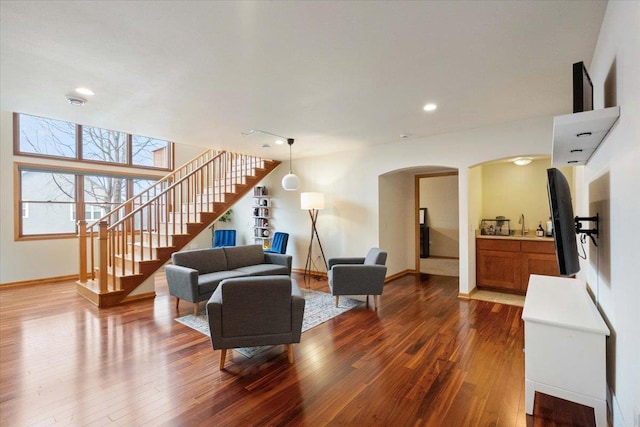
[{"xmin": 0, "ymin": 1, "xmax": 607, "ymax": 161}]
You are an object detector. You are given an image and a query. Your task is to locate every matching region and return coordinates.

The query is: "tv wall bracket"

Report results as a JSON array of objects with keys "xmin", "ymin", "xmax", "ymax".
[{"xmin": 575, "ymin": 213, "xmax": 599, "ymax": 246}]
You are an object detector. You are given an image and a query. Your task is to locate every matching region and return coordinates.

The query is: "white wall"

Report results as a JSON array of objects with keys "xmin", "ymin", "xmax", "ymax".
[
  {"xmin": 216, "ymin": 115, "xmax": 556, "ymax": 297},
  {"xmin": 419, "ymin": 175, "xmax": 459, "ymax": 257},
  {"xmin": 0, "ymin": 109, "xmax": 208, "ymax": 284},
  {"xmin": 577, "ymin": 2, "xmax": 640, "ymax": 425}
]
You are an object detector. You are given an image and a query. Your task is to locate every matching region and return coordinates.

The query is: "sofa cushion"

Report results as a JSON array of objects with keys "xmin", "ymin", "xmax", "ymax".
[
  {"xmin": 220, "ymin": 276, "xmax": 293, "ymax": 337},
  {"xmin": 198, "ymin": 270, "xmax": 248, "ymax": 295},
  {"xmin": 172, "ymin": 248, "xmax": 227, "ymax": 275},
  {"xmin": 223, "ymin": 245, "xmax": 265, "ymax": 270},
  {"xmin": 234, "ymin": 263, "xmax": 291, "ymax": 276}
]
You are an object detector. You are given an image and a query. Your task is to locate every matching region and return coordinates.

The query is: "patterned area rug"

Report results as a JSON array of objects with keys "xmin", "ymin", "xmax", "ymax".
[{"xmin": 175, "ymin": 289, "xmax": 361, "ymax": 358}]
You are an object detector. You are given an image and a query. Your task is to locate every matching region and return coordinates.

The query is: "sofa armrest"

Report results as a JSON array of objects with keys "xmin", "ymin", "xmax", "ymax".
[
  {"xmin": 327, "ymin": 257, "xmax": 365, "ymax": 269},
  {"xmin": 264, "ymin": 253, "xmax": 293, "ymax": 275},
  {"xmin": 206, "ymin": 287, "xmax": 224, "ymax": 348},
  {"xmin": 165, "ymin": 264, "xmax": 199, "ymax": 302}
]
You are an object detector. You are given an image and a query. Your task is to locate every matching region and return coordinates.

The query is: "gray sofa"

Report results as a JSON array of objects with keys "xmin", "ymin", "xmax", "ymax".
[{"xmin": 166, "ymin": 244, "xmax": 292, "ymax": 314}]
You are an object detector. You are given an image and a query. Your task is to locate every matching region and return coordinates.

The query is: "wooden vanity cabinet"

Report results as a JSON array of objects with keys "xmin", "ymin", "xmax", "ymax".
[{"xmin": 476, "ymin": 238, "xmax": 560, "ymax": 294}]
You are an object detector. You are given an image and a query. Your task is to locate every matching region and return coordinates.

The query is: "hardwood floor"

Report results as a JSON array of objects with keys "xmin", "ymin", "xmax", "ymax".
[{"xmin": 0, "ymin": 272, "xmax": 597, "ymax": 426}]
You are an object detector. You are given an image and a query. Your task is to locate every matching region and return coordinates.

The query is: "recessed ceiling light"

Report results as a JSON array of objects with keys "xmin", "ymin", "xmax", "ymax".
[
  {"xmin": 513, "ymin": 157, "xmax": 532, "ymax": 166},
  {"xmin": 275, "ymin": 139, "xmax": 285, "ymax": 145},
  {"xmin": 423, "ymin": 103, "xmax": 437, "ymax": 112},
  {"xmin": 66, "ymin": 96, "xmax": 87, "ymax": 106},
  {"xmin": 75, "ymin": 87, "xmax": 94, "ymax": 96}
]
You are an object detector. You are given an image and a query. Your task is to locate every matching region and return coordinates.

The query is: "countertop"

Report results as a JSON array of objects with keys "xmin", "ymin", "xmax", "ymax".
[{"xmin": 476, "ymin": 233, "xmax": 554, "ymax": 242}]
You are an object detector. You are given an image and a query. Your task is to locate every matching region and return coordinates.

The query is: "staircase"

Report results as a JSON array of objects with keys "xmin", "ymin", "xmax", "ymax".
[{"xmin": 76, "ymin": 150, "xmax": 280, "ymax": 307}]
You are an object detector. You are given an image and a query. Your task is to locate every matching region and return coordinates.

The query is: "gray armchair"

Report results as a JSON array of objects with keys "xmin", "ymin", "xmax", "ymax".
[
  {"xmin": 327, "ymin": 247, "xmax": 388, "ymax": 309},
  {"xmin": 206, "ymin": 275, "xmax": 305, "ymax": 370}
]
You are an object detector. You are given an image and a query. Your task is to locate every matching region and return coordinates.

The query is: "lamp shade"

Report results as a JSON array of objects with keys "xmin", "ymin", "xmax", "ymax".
[
  {"xmin": 301, "ymin": 192, "xmax": 325, "ymax": 210},
  {"xmin": 282, "ymin": 173, "xmax": 300, "ymax": 191}
]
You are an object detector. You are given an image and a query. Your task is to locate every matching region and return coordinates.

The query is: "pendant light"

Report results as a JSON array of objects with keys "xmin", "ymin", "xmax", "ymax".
[{"xmin": 281, "ymin": 138, "xmax": 299, "ymax": 191}]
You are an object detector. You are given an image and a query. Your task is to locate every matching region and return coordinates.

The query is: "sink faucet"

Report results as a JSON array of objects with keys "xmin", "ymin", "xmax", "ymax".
[{"xmin": 519, "ymin": 213, "xmax": 525, "ymax": 235}]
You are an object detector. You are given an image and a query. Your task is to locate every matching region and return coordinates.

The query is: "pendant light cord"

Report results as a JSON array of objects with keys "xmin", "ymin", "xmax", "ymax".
[{"xmin": 288, "ymin": 138, "xmax": 294, "ymax": 173}]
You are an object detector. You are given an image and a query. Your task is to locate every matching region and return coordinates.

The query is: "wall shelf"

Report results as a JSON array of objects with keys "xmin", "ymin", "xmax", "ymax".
[{"xmin": 552, "ymin": 106, "xmax": 620, "ymax": 167}]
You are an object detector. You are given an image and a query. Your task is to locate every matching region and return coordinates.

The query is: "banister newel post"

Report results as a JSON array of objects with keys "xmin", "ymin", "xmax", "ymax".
[
  {"xmin": 98, "ymin": 220, "xmax": 108, "ymax": 293},
  {"xmin": 78, "ymin": 220, "xmax": 87, "ymax": 282}
]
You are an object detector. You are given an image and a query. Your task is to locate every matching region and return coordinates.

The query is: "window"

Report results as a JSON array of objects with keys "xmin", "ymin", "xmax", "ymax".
[
  {"xmin": 17, "ymin": 165, "xmax": 158, "ymax": 239},
  {"xmin": 82, "ymin": 126, "xmax": 127, "ymax": 164},
  {"xmin": 132, "ymin": 136, "xmax": 170, "ymax": 168},
  {"xmin": 15, "ymin": 113, "xmax": 173, "ymax": 170},
  {"xmin": 18, "ymin": 114, "xmax": 77, "ymax": 159},
  {"xmin": 20, "ymin": 170, "xmax": 77, "ymax": 235}
]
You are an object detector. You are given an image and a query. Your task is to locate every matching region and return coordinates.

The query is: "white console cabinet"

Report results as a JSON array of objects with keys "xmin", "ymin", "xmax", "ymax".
[{"xmin": 522, "ymin": 274, "xmax": 610, "ymax": 426}]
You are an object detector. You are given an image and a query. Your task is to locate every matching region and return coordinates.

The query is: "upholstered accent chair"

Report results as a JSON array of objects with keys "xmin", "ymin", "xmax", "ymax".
[
  {"xmin": 206, "ymin": 275, "xmax": 305, "ymax": 370},
  {"xmin": 264, "ymin": 232, "xmax": 289, "ymax": 254},
  {"xmin": 213, "ymin": 229, "xmax": 236, "ymax": 247},
  {"xmin": 327, "ymin": 247, "xmax": 388, "ymax": 309}
]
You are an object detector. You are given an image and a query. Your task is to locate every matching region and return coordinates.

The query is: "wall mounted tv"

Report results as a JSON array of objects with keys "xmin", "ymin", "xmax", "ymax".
[
  {"xmin": 547, "ymin": 168, "xmax": 580, "ymax": 276},
  {"xmin": 573, "ymin": 61, "xmax": 594, "ymax": 113}
]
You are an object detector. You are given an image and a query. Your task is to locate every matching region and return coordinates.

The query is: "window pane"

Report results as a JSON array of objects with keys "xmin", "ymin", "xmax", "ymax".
[
  {"xmin": 82, "ymin": 126, "xmax": 127, "ymax": 163},
  {"xmin": 132, "ymin": 136, "xmax": 170, "ymax": 168},
  {"xmin": 84, "ymin": 175, "xmax": 127, "ymax": 217},
  {"xmin": 21, "ymin": 170, "xmax": 76, "ymax": 235},
  {"xmin": 21, "ymin": 170, "xmax": 75, "ymax": 202},
  {"xmin": 23, "ymin": 202, "xmax": 76, "ymax": 235},
  {"xmin": 18, "ymin": 114, "xmax": 76, "ymax": 158}
]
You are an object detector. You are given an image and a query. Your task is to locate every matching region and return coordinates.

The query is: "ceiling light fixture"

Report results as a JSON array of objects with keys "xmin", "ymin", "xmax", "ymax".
[
  {"xmin": 75, "ymin": 87, "xmax": 94, "ymax": 96},
  {"xmin": 66, "ymin": 96, "xmax": 87, "ymax": 106},
  {"xmin": 423, "ymin": 103, "xmax": 437, "ymax": 112},
  {"xmin": 242, "ymin": 129, "xmax": 299, "ymax": 191},
  {"xmin": 281, "ymin": 138, "xmax": 300, "ymax": 191},
  {"xmin": 514, "ymin": 157, "xmax": 532, "ymax": 166}
]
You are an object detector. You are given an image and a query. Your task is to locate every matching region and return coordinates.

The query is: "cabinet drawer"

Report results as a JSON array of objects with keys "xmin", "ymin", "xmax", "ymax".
[
  {"xmin": 476, "ymin": 238, "xmax": 521, "ymax": 252},
  {"xmin": 521, "ymin": 240, "xmax": 556, "ymax": 254}
]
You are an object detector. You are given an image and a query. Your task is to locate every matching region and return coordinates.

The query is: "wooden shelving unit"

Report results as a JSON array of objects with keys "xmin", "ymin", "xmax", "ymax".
[{"xmin": 252, "ymin": 186, "xmax": 271, "ymax": 249}]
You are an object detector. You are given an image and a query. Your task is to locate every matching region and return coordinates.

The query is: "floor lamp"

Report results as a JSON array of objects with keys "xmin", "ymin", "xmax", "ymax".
[{"xmin": 301, "ymin": 192, "xmax": 328, "ymax": 284}]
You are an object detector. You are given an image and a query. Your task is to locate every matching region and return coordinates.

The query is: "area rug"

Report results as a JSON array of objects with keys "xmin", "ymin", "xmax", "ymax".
[{"xmin": 176, "ymin": 289, "xmax": 361, "ymax": 358}]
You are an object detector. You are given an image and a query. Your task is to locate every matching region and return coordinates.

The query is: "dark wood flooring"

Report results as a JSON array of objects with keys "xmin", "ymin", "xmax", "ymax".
[{"xmin": 0, "ymin": 272, "xmax": 598, "ymax": 426}]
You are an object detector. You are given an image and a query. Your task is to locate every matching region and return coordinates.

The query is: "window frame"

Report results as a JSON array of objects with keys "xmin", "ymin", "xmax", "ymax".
[
  {"xmin": 15, "ymin": 162, "xmax": 164, "ymax": 241},
  {"xmin": 13, "ymin": 113, "xmax": 174, "ymax": 171}
]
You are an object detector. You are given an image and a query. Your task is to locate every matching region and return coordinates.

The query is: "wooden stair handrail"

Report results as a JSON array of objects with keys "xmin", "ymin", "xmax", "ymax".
[
  {"xmin": 101, "ymin": 151, "xmax": 227, "ymax": 231},
  {"xmin": 86, "ymin": 149, "xmax": 220, "ymax": 233}
]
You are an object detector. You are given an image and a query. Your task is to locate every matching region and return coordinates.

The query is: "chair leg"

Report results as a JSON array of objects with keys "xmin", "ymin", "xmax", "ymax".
[
  {"xmin": 175, "ymin": 297, "xmax": 180, "ymax": 310},
  {"xmin": 334, "ymin": 296, "xmax": 339, "ymax": 308},
  {"xmin": 193, "ymin": 302, "xmax": 199, "ymax": 316},
  {"xmin": 286, "ymin": 344, "xmax": 294, "ymax": 364},
  {"xmin": 373, "ymin": 295, "xmax": 377, "ymax": 310},
  {"xmin": 219, "ymin": 349, "xmax": 227, "ymax": 370},
  {"xmin": 366, "ymin": 295, "xmax": 369, "ymax": 307}
]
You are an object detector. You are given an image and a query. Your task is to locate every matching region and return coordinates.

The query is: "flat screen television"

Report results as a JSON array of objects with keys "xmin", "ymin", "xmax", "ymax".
[
  {"xmin": 547, "ymin": 168, "xmax": 580, "ymax": 276},
  {"xmin": 573, "ymin": 61, "xmax": 593, "ymax": 113}
]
